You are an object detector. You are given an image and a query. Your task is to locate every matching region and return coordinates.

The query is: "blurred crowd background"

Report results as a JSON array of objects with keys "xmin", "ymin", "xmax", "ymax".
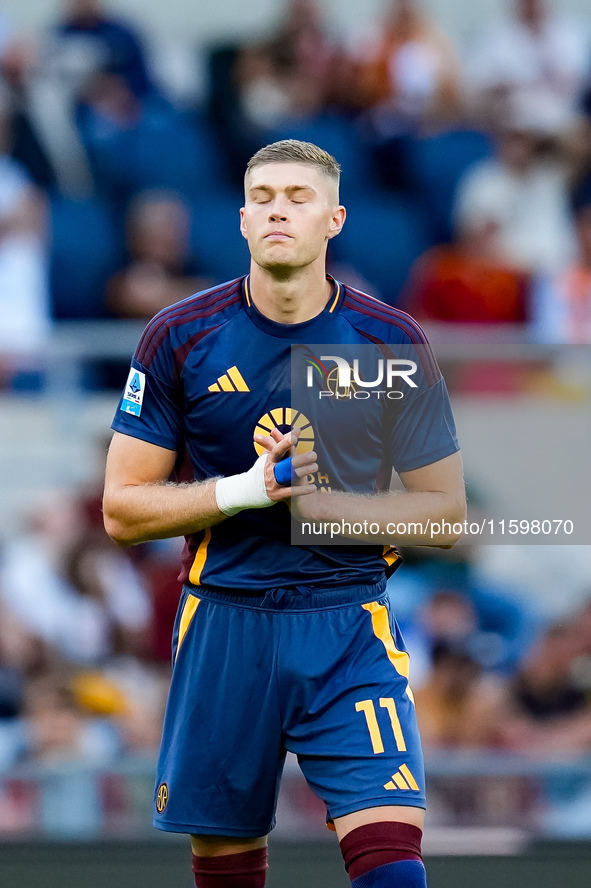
[
  {"xmin": 1, "ymin": 0, "xmax": 591, "ymax": 349},
  {"xmin": 0, "ymin": 0, "xmax": 591, "ymax": 843}
]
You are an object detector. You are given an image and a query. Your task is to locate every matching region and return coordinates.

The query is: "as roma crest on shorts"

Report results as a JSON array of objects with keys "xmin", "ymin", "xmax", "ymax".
[{"xmin": 156, "ymin": 783, "xmax": 169, "ymax": 813}]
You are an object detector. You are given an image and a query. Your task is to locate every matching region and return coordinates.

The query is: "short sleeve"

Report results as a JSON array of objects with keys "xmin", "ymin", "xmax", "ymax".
[
  {"xmin": 111, "ymin": 323, "xmax": 183, "ymax": 452},
  {"xmin": 389, "ymin": 376, "xmax": 460, "ymax": 473}
]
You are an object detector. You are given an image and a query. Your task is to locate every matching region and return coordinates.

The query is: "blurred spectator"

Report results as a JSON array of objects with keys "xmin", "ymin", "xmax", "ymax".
[
  {"xmin": 401, "ymin": 547, "xmax": 540, "ymax": 675},
  {"xmin": 465, "ymin": 0, "xmax": 591, "ymax": 132},
  {"xmin": 402, "ymin": 212, "xmax": 527, "ymax": 322},
  {"xmin": 54, "ymin": 0, "xmax": 152, "ymax": 100},
  {"xmin": 208, "ymin": 0, "xmax": 344, "ymax": 185},
  {"xmin": 418, "ymin": 589, "xmax": 478, "ymax": 644},
  {"xmin": 0, "ymin": 491, "xmax": 152, "ymax": 664},
  {"xmin": 106, "ymin": 191, "xmax": 209, "ymax": 319},
  {"xmin": 416, "ymin": 586, "xmax": 530, "ymax": 675},
  {"xmin": 75, "ymin": 66, "xmax": 206, "ymax": 211},
  {"xmin": 64, "ymin": 528, "xmax": 153, "ymax": 660},
  {"xmin": 0, "ymin": 587, "xmax": 53, "ymax": 786},
  {"xmin": 415, "ymin": 600, "xmax": 591, "ymax": 753},
  {"xmin": 74, "ymin": 68, "xmax": 147, "ymax": 208},
  {"xmin": 0, "ymin": 89, "xmax": 50, "ymax": 377},
  {"xmin": 70, "ymin": 658, "xmax": 169, "ymax": 755},
  {"xmin": 237, "ymin": 0, "xmax": 336, "ymax": 127},
  {"xmin": 94, "ymin": 658, "xmax": 169, "ymax": 755},
  {"xmin": 513, "ymin": 623, "xmax": 587, "ymax": 721},
  {"xmin": 0, "ymin": 604, "xmax": 26, "ymax": 721},
  {"xmin": 414, "ymin": 639, "xmax": 504, "ymax": 748},
  {"xmin": 342, "ymin": 0, "xmax": 461, "ymax": 191},
  {"xmin": 206, "ymin": 45, "xmax": 262, "ymax": 188},
  {"xmin": 350, "ymin": 0, "xmax": 461, "ymax": 128},
  {"xmin": 24, "ymin": 672, "xmax": 118, "ymax": 764},
  {"xmin": 23, "ymin": 0, "xmax": 156, "ymax": 199},
  {"xmin": 0, "ymin": 31, "xmax": 57, "ymax": 190},
  {"xmin": 531, "ymin": 187, "xmax": 591, "ymax": 342},
  {"xmin": 13, "ymin": 44, "xmax": 94, "ymax": 197},
  {"xmin": 0, "ymin": 598, "xmax": 49, "ymax": 719},
  {"xmin": 453, "ymin": 104, "xmax": 576, "ymax": 274},
  {"xmin": 495, "ymin": 620, "xmax": 591, "ymax": 754}
]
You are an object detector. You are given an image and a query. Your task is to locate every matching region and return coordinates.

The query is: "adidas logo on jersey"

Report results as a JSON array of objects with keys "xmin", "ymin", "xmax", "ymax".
[
  {"xmin": 208, "ymin": 366, "xmax": 250, "ymax": 392},
  {"xmin": 384, "ymin": 763, "xmax": 419, "ymax": 791}
]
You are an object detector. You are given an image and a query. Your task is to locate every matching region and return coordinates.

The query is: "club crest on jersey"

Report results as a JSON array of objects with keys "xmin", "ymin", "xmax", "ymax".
[
  {"xmin": 253, "ymin": 407, "xmax": 315, "ymax": 455},
  {"xmin": 156, "ymin": 783, "xmax": 168, "ymax": 813},
  {"xmin": 121, "ymin": 368, "xmax": 146, "ymax": 417}
]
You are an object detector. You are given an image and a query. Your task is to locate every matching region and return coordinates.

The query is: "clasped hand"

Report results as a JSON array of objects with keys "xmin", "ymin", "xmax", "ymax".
[{"xmin": 253, "ymin": 427, "xmax": 318, "ymax": 503}]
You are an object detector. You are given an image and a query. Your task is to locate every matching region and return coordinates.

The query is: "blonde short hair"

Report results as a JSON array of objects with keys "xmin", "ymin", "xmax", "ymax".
[{"xmin": 245, "ymin": 140, "xmax": 341, "ymax": 189}]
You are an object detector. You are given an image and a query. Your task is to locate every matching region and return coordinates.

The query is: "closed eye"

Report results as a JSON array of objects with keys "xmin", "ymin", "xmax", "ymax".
[
  {"xmin": 249, "ymin": 188, "xmax": 273, "ymax": 203},
  {"xmin": 288, "ymin": 187, "xmax": 315, "ymax": 202}
]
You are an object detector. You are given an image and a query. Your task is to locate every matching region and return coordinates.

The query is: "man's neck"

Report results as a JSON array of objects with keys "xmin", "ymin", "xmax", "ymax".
[{"xmin": 248, "ymin": 262, "xmax": 333, "ymax": 325}]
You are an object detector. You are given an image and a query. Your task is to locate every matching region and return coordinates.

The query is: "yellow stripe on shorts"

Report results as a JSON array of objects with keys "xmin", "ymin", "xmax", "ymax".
[
  {"xmin": 362, "ymin": 601, "xmax": 415, "ymax": 703},
  {"xmin": 176, "ymin": 594, "xmax": 200, "ymax": 660}
]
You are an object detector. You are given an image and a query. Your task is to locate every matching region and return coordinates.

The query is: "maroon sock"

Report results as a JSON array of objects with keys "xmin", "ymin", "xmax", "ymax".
[
  {"xmin": 339, "ymin": 822, "xmax": 423, "ymax": 881},
  {"xmin": 192, "ymin": 847, "xmax": 268, "ymax": 888}
]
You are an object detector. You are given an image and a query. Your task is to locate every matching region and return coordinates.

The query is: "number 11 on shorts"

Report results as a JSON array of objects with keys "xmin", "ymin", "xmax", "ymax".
[{"xmin": 355, "ymin": 698, "xmax": 407, "ymax": 753}]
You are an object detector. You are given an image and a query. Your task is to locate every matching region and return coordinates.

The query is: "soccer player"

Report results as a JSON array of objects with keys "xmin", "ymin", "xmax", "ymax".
[{"xmin": 103, "ymin": 140, "xmax": 466, "ymax": 888}]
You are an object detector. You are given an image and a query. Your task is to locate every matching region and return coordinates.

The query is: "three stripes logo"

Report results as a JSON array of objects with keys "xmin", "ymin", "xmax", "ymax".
[
  {"xmin": 384, "ymin": 763, "xmax": 419, "ymax": 792},
  {"xmin": 208, "ymin": 366, "xmax": 250, "ymax": 393}
]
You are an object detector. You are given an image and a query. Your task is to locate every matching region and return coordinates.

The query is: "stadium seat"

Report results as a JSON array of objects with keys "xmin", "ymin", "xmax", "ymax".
[
  {"xmin": 407, "ymin": 129, "xmax": 493, "ymax": 240},
  {"xmin": 190, "ymin": 190, "xmax": 251, "ymax": 283},
  {"xmin": 332, "ymin": 196, "xmax": 435, "ymax": 305},
  {"xmin": 133, "ymin": 109, "xmax": 227, "ymax": 197},
  {"xmin": 50, "ymin": 197, "xmax": 121, "ymax": 319},
  {"xmin": 78, "ymin": 100, "xmax": 227, "ymax": 206}
]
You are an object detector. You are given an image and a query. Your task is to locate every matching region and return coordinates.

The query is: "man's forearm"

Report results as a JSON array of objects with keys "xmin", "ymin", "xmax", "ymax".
[
  {"xmin": 103, "ymin": 428, "xmax": 318, "ymax": 547},
  {"xmin": 292, "ymin": 488, "xmax": 467, "ymax": 546},
  {"xmin": 103, "ymin": 479, "xmax": 226, "ymax": 546}
]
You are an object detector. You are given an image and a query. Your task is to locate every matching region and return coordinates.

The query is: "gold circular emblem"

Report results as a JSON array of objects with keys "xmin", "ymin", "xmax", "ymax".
[
  {"xmin": 156, "ymin": 783, "xmax": 168, "ymax": 813},
  {"xmin": 253, "ymin": 407, "xmax": 315, "ymax": 456}
]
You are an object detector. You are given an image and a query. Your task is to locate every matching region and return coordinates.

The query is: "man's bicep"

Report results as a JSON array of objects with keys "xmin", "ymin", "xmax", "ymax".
[
  {"xmin": 399, "ymin": 450, "xmax": 465, "ymax": 498},
  {"xmin": 105, "ymin": 431, "xmax": 177, "ymax": 490}
]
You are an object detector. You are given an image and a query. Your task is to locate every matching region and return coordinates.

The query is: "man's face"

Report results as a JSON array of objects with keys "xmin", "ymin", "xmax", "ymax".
[{"xmin": 240, "ymin": 162, "xmax": 345, "ymax": 273}]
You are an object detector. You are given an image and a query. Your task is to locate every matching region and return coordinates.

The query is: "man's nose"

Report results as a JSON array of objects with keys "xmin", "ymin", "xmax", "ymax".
[{"xmin": 268, "ymin": 198, "xmax": 289, "ymax": 221}]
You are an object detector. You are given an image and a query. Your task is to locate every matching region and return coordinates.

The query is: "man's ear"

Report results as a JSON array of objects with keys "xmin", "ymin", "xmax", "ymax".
[
  {"xmin": 327, "ymin": 205, "xmax": 346, "ymax": 240},
  {"xmin": 239, "ymin": 207, "xmax": 247, "ymax": 240}
]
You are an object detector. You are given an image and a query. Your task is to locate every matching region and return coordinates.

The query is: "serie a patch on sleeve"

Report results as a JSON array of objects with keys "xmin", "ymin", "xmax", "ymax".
[{"xmin": 121, "ymin": 368, "xmax": 146, "ymax": 416}]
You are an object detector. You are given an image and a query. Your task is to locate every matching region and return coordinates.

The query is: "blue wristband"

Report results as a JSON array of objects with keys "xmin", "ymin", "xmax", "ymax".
[{"xmin": 274, "ymin": 457, "xmax": 292, "ymax": 486}]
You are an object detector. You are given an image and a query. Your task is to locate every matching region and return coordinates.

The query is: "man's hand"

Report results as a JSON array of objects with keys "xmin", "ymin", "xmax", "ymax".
[{"xmin": 254, "ymin": 427, "xmax": 317, "ymax": 501}]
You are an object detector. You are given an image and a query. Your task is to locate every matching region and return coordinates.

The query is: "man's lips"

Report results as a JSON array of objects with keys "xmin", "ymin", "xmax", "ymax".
[{"xmin": 265, "ymin": 231, "xmax": 292, "ymax": 240}]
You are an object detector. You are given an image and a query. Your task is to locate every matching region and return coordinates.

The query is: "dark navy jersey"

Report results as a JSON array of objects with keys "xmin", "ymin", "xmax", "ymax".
[{"xmin": 111, "ymin": 276, "xmax": 459, "ymax": 591}]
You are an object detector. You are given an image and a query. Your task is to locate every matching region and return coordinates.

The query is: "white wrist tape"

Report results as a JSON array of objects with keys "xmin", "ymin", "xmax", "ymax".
[{"xmin": 215, "ymin": 454, "xmax": 274, "ymax": 517}]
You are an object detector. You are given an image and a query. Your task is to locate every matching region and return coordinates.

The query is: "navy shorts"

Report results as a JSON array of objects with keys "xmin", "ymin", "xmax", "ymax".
[{"xmin": 153, "ymin": 579, "xmax": 426, "ymax": 836}]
